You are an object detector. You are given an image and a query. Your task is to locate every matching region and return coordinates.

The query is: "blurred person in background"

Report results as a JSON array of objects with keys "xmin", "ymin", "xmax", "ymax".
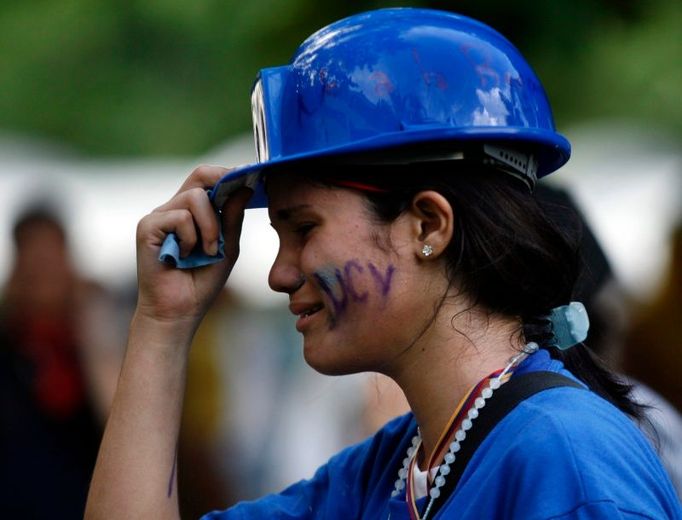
[
  {"xmin": 624, "ymin": 223, "xmax": 682, "ymax": 412},
  {"xmin": 0, "ymin": 204, "xmax": 105, "ymax": 517}
]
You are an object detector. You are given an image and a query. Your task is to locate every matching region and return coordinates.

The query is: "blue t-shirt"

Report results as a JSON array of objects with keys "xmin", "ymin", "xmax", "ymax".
[{"xmin": 203, "ymin": 351, "xmax": 682, "ymax": 519}]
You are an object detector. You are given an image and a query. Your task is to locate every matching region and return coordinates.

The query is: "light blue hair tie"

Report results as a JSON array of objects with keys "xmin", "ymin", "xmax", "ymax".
[{"xmin": 548, "ymin": 302, "xmax": 590, "ymax": 350}]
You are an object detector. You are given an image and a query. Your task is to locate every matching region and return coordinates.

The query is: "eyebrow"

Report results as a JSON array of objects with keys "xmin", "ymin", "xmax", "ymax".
[{"xmin": 273, "ymin": 204, "xmax": 312, "ymax": 222}]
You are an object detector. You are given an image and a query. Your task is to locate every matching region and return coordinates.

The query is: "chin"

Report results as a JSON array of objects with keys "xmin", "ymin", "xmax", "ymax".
[{"xmin": 302, "ymin": 337, "xmax": 372, "ymax": 376}]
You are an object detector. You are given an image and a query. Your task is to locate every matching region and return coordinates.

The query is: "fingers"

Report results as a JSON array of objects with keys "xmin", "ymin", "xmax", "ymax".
[
  {"xmin": 155, "ymin": 164, "xmax": 234, "ymax": 256},
  {"xmin": 175, "ymin": 164, "xmax": 232, "ymax": 195},
  {"xmin": 138, "ymin": 209, "xmax": 199, "ymax": 258},
  {"xmin": 140, "ymin": 166, "xmax": 250, "ymax": 261},
  {"xmin": 143, "ymin": 187, "xmax": 251, "ymax": 262},
  {"xmin": 154, "ymin": 188, "xmax": 220, "ymax": 256}
]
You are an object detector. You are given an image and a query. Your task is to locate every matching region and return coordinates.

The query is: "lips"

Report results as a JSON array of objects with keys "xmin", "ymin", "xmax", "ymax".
[
  {"xmin": 289, "ymin": 301, "xmax": 324, "ymax": 331},
  {"xmin": 289, "ymin": 301, "xmax": 323, "ymax": 317},
  {"xmin": 301, "ymin": 304, "xmax": 323, "ymax": 317}
]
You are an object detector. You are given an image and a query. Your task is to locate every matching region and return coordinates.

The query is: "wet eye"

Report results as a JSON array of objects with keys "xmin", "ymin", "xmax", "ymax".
[{"xmin": 294, "ymin": 222, "xmax": 316, "ymax": 237}]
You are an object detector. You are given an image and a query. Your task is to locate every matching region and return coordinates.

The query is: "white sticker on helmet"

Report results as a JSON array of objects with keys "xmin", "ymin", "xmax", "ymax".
[{"xmin": 251, "ymin": 79, "xmax": 269, "ymax": 163}]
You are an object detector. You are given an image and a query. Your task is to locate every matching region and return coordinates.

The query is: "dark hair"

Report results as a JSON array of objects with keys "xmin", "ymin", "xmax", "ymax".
[
  {"xmin": 305, "ymin": 160, "xmax": 644, "ymax": 419},
  {"xmin": 12, "ymin": 205, "xmax": 66, "ymax": 247}
]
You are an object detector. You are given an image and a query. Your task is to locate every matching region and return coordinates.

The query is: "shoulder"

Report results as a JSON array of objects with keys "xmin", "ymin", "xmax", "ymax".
[
  {"xmin": 499, "ymin": 386, "xmax": 661, "ymax": 482},
  {"xmin": 451, "ymin": 385, "xmax": 682, "ymax": 519}
]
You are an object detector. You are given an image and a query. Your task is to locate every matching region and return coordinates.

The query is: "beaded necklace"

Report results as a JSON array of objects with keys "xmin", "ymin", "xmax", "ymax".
[{"xmin": 391, "ymin": 342, "xmax": 539, "ymax": 520}]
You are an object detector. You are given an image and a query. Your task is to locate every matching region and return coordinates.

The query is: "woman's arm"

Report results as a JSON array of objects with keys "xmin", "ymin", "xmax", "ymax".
[{"xmin": 85, "ymin": 166, "xmax": 251, "ymax": 519}]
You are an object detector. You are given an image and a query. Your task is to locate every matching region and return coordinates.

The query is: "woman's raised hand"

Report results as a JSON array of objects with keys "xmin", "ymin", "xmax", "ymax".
[
  {"xmin": 86, "ymin": 165, "xmax": 251, "ymax": 520},
  {"xmin": 135, "ymin": 165, "xmax": 252, "ymax": 332}
]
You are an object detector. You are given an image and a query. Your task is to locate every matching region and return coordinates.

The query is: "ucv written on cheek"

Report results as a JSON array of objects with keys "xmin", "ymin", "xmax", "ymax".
[{"xmin": 313, "ymin": 259, "xmax": 396, "ymax": 322}]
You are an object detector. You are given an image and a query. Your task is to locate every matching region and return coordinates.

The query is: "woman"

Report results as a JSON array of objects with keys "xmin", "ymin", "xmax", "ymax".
[{"xmin": 86, "ymin": 8, "xmax": 681, "ymax": 519}]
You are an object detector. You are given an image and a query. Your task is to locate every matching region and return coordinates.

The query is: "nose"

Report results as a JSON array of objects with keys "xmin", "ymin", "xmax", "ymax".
[{"xmin": 268, "ymin": 250, "xmax": 305, "ymax": 294}]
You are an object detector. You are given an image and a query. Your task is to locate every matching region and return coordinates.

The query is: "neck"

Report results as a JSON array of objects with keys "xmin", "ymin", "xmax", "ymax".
[{"xmin": 388, "ymin": 302, "xmax": 524, "ymax": 463}]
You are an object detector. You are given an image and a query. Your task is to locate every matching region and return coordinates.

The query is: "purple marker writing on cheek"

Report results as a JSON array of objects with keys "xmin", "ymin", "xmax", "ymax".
[{"xmin": 313, "ymin": 259, "xmax": 396, "ymax": 329}]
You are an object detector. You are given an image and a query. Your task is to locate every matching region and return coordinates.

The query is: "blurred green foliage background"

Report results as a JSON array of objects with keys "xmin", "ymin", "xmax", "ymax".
[{"xmin": 0, "ymin": 0, "xmax": 679, "ymax": 156}]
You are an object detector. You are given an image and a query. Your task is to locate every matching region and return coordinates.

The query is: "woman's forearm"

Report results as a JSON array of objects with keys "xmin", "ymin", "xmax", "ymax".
[{"xmin": 85, "ymin": 314, "xmax": 195, "ymax": 520}]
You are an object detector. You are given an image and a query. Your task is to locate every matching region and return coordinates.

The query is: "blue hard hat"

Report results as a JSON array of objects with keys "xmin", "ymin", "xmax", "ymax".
[{"xmin": 212, "ymin": 8, "xmax": 570, "ymax": 208}]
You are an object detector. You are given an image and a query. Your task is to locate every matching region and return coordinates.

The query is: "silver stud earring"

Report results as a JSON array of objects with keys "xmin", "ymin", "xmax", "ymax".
[{"xmin": 421, "ymin": 244, "xmax": 433, "ymax": 257}]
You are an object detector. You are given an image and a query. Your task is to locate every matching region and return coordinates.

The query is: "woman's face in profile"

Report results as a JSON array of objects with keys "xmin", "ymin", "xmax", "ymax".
[{"xmin": 267, "ymin": 173, "xmax": 442, "ymax": 376}]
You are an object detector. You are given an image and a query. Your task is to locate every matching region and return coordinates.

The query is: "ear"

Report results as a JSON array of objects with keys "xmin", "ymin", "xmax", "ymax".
[{"xmin": 406, "ymin": 190, "xmax": 454, "ymax": 260}]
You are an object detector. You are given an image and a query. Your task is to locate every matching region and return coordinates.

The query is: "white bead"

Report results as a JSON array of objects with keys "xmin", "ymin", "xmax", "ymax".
[{"xmin": 391, "ymin": 365, "xmax": 527, "ymax": 508}]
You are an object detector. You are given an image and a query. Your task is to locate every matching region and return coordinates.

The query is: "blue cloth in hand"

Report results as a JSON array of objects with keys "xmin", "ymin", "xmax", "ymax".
[
  {"xmin": 159, "ymin": 230, "xmax": 225, "ymax": 269},
  {"xmin": 157, "ymin": 171, "xmax": 259, "ymax": 269}
]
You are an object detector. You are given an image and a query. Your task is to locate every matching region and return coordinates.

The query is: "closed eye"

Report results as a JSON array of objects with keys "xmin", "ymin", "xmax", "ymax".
[{"xmin": 294, "ymin": 222, "xmax": 316, "ymax": 237}]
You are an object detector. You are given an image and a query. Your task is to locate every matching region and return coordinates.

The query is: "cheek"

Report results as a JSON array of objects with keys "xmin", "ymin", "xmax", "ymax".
[{"xmin": 312, "ymin": 258, "xmax": 398, "ymax": 327}]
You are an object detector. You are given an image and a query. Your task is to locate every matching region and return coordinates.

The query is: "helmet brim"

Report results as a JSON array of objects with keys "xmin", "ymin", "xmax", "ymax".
[{"xmin": 210, "ymin": 126, "xmax": 570, "ymax": 210}]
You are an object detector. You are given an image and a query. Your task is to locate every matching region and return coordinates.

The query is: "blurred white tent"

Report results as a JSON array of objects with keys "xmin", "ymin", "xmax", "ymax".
[{"xmin": 0, "ymin": 121, "xmax": 679, "ymax": 305}]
